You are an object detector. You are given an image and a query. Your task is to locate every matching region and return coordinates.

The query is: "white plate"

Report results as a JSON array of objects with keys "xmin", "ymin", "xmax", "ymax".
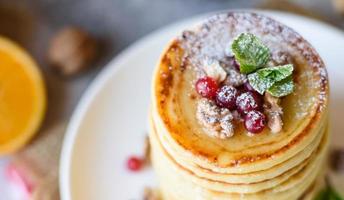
[{"xmin": 60, "ymin": 10, "xmax": 344, "ymax": 200}]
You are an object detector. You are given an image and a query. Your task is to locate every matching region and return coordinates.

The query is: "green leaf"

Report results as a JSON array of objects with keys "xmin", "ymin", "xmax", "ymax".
[
  {"xmin": 267, "ymin": 75, "xmax": 294, "ymax": 97},
  {"xmin": 247, "ymin": 72, "xmax": 272, "ymax": 94},
  {"xmin": 247, "ymin": 64, "xmax": 294, "ymax": 95},
  {"xmin": 315, "ymin": 186, "xmax": 343, "ymax": 200},
  {"xmin": 231, "ymin": 33, "xmax": 270, "ymax": 74}
]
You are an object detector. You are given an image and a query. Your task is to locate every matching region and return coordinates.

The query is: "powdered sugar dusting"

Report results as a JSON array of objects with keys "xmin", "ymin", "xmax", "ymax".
[
  {"xmin": 237, "ymin": 92, "xmax": 258, "ymax": 109},
  {"xmin": 224, "ymin": 67, "xmax": 247, "ymax": 87},
  {"xmin": 180, "ymin": 12, "xmax": 328, "ymax": 113}
]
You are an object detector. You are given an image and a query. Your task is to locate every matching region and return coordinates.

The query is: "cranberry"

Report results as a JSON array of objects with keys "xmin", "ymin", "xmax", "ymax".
[
  {"xmin": 195, "ymin": 77, "xmax": 218, "ymax": 99},
  {"xmin": 5, "ymin": 164, "xmax": 34, "ymax": 196},
  {"xmin": 126, "ymin": 156, "xmax": 143, "ymax": 172},
  {"xmin": 244, "ymin": 82, "xmax": 255, "ymax": 92},
  {"xmin": 236, "ymin": 85, "xmax": 246, "ymax": 95},
  {"xmin": 233, "ymin": 59, "xmax": 240, "ymax": 71},
  {"xmin": 236, "ymin": 91, "xmax": 262, "ymax": 114},
  {"xmin": 230, "ymin": 56, "xmax": 240, "ymax": 71},
  {"xmin": 215, "ymin": 85, "xmax": 238, "ymax": 110},
  {"xmin": 244, "ymin": 110, "xmax": 266, "ymax": 133}
]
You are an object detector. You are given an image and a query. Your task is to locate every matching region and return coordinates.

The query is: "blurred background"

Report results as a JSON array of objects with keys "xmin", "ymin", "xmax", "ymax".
[{"xmin": 0, "ymin": 0, "xmax": 343, "ymax": 199}]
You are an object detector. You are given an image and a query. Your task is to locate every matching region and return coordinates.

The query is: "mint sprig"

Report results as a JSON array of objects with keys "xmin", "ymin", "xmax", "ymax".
[
  {"xmin": 315, "ymin": 177, "xmax": 344, "ymax": 200},
  {"xmin": 247, "ymin": 64, "xmax": 294, "ymax": 95},
  {"xmin": 231, "ymin": 33, "xmax": 295, "ymax": 97},
  {"xmin": 267, "ymin": 75, "xmax": 294, "ymax": 97},
  {"xmin": 231, "ymin": 33, "xmax": 270, "ymax": 74},
  {"xmin": 315, "ymin": 184, "xmax": 343, "ymax": 200}
]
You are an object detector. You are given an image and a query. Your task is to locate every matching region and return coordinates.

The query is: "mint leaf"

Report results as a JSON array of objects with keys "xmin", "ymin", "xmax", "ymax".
[
  {"xmin": 315, "ymin": 186, "xmax": 343, "ymax": 200},
  {"xmin": 231, "ymin": 33, "xmax": 270, "ymax": 74},
  {"xmin": 267, "ymin": 75, "xmax": 294, "ymax": 97},
  {"xmin": 247, "ymin": 64, "xmax": 294, "ymax": 95},
  {"xmin": 247, "ymin": 72, "xmax": 272, "ymax": 94}
]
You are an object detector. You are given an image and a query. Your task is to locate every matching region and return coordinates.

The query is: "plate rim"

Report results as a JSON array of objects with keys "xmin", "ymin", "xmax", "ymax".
[{"xmin": 59, "ymin": 9, "xmax": 344, "ymax": 200}]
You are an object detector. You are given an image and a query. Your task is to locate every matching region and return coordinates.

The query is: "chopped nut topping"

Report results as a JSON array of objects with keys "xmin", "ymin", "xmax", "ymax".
[
  {"xmin": 196, "ymin": 98, "xmax": 234, "ymax": 138},
  {"xmin": 202, "ymin": 58, "xmax": 227, "ymax": 82},
  {"xmin": 224, "ymin": 68, "xmax": 247, "ymax": 87},
  {"xmin": 144, "ymin": 187, "xmax": 160, "ymax": 200},
  {"xmin": 232, "ymin": 110, "xmax": 244, "ymax": 122},
  {"xmin": 264, "ymin": 93, "xmax": 283, "ymax": 133}
]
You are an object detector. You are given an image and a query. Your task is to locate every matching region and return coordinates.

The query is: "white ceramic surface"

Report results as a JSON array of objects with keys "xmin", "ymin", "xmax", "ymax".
[{"xmin": 60, "ymin": 10, "xmax": 344, "ymax": 200}]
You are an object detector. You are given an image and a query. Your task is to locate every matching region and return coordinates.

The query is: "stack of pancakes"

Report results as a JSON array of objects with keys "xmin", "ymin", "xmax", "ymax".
[{"xmin": 149, "ymin": 12, "xmax": 329, "ymax": 200}]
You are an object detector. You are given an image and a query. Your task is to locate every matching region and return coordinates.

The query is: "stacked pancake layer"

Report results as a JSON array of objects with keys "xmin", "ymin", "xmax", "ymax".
[{"xmin": 150, "ymin": 12, "xmax": 329, "ymax": 200}]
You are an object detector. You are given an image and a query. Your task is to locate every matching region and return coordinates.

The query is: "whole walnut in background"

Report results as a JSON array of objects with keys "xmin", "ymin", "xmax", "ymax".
[
  {"xmin": 333, "ymin": 0, "xmax": 344, "ymax": 14},
  {"xmin": 48, "ymin": 27, "xmax": 98, "ymax": 76}
]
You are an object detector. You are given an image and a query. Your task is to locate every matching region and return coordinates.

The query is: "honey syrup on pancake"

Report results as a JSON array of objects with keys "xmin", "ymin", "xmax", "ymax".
[{"xmin": 153, "ymin": 12, "xmax": 328, "ymax": 167}]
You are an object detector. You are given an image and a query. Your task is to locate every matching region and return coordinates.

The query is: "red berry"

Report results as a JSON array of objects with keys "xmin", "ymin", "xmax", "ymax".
[
  {"xmin": 126, "ymin": 156, "xmax": 143, "ymax": 172},
  {"xmin": 195, "ymin": 77, "xmax": 218, "ymax": 99},
  {"xmin": 230, "ymin": 56, "xmax": 240, "ymax": 71},
  {"xmin": 236, "ymin": 85, "xmax": 246, "ymax": 95},
  {"xmin": 244, "ymin": 82, "xmax": 255, "ymax": 92},
  {"xmin": 244, "ymin": 110, "xmax": 266, "ymax": 133},
  {"xmin": 233, "ymin": 59, "xmax": 240, "ymax": 71},
  {"xmin": 236, "ymin": 91, "xmax": 262, "ymax": 114},
  {"xmin": 215, "ymin": 85, "xmax": 238, "ymax": 110}
]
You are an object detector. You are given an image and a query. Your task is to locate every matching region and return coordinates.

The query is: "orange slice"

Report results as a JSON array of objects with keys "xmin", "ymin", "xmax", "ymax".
[{"xmin": 0, "ymin": 36, "xmax": 46, "ymax": 154}]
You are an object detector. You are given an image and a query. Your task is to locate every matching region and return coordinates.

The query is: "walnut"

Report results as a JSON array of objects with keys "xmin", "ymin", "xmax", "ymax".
[
  {"xmin": 264, "ymin": 93, "xmax": 283, "ymax": 133},
  {"xmin": 196, "ymin": 98, "xmax": 234, "ymax": 138},
  {"xmin": 332, "ymin": 0, "xmax": 344, "ymax": 14},
  {"xmin": 144, "ymin": 187, "xmax": 160, "ymax": 200},
  {"xmin": 220, "ymin": 57, "xmax": 247, "ymax": 87},
  {"xmin": 48, "ymin": 27, "xmax": 98, "ymax": 76},
  {"xmin": 223, "ymin": 68, "xmax": 247, "ymax": 87},
  {"xmin": 202, "ymin": 58, "xmax": 227, "ymax": 82}
]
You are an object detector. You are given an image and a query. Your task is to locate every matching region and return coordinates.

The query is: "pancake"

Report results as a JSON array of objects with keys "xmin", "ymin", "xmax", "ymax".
[
  {"xmin": 150, "ymin": 11, "xmax": 329, "ymax": 199},
  {"xmin": 151, "ymin": 12, "xmax": 328, "ymax": 174},
  {"xmin": 150, "ymin": 115, "xmax": 329, "ymax": 194},
  {"xmin": 152, "ymin": 131, "xmax": 327, "ymax": 200},
  {"xmin": 302, "ymin": 176, "xmax": 326, "ymax": 200},
  {"xmin": 154, "ymin": 118, "xmax": 324, "ymax": 184},
  {"xmin": 150, "ymin": 115, "xmax": 328, "ymax": 189},
  {"xmin": 152, "ymin": 105, "xmax": 328, "ymax": 174}
]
